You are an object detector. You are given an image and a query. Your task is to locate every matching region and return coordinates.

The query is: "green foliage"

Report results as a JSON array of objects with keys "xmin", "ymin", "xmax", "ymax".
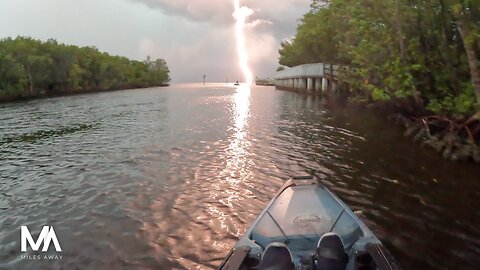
[
  {"xmin": 279, "ymin": 0, "xmax": 480, "ymax": 116},
  {"xmin": 427, "ymin": 84, "xmax": 477, "ymax": 115},
  {"xmin": 369, "ymin": 86, "xmax": 390, "ymax": 101},
  {"xmin": 0, "ymin": 37, "xmax": 170, "ymax": 102}
]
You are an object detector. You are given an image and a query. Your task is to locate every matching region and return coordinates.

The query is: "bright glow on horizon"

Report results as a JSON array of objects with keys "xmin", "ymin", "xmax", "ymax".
[{"xmin": 233, "ymin": 0, "xmax": 253, "ymax": 85}]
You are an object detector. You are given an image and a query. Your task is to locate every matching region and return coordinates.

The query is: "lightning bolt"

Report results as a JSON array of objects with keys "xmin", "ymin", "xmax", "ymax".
[{"xmin": 233, "ymin": 0, "xmax": 253, "ymax": 85}]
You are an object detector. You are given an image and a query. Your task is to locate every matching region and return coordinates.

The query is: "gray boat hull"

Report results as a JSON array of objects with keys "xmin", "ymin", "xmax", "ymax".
[{"xmin": 219, "ymin": 176, "xmax": 399, "ymax": 270}]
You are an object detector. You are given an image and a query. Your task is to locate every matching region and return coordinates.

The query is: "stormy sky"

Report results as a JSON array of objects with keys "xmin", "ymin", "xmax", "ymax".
[{"xmin": 0, "ymin": 0, "xmax": 310, "ymax": 83}]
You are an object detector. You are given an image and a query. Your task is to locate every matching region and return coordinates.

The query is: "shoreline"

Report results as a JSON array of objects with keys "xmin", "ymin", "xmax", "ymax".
[
  {"xmin": 0, "ymin": 84, "xmax": 170, "ymax": 105},
  {"xmin": 276, "ymin": 86, "xmax": 480, "ymax": 162},
  {"xmin": 0, "ymin": 37, "xmax": 171, "ymax": 106}
]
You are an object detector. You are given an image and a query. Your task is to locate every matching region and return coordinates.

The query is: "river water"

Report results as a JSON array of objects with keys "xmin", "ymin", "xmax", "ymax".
[{"xmin": 0, "ymin": 84, "xmax": 479, "ymax": 270}]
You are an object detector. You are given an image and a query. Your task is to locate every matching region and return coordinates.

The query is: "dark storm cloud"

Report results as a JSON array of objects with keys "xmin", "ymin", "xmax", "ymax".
[
  {"xmin": 0, "ymin": 0, "xmax": 311, "ymax": 82},
  {"xmin": 129, "ymin": 0, "xmax": 311, "ymax": 79}
]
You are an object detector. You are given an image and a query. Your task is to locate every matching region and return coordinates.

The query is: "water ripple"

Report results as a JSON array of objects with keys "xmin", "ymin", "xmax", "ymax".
[{"xmin": 0, "ymin": 85, "xmax": 479, "ymax": 269}]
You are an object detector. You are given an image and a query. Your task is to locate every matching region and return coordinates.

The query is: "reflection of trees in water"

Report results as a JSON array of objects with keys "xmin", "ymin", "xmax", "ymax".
[
  {"xmin": 0, "ymin": 123, "xmax": 96, "ymax": 144},
  {"xmin": 273, "ymin": 90, "xmax": 480, "ymax": 270}
]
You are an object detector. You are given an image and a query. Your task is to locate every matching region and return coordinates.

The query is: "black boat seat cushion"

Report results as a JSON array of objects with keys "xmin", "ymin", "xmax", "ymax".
[
  {"xmin": 258, "ymin": 242, "xmax": 295, "ymax": 270},
  {"xmin": 316, "ymin": 232, "xmax": 348, "ymax": 270}
]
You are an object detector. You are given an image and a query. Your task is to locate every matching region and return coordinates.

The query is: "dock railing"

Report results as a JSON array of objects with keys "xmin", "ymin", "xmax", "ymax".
[{"xmin": 273, "ymin": 63, "xmax": 341, "ymax": 94}]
